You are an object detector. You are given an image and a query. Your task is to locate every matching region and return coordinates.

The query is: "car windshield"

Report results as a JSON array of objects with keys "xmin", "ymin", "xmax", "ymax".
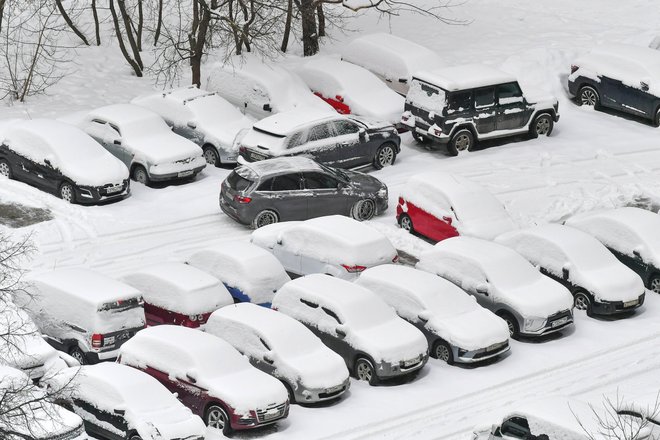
[
  {"xmin": 120, "ymin": 114, "xmax": 170, "ymax": 140},
  {"xmin": 317, "ymin": 162, "xmax": 348, "ymax": 182},
  {"xmin": 482, "ymin": 253, "xmax": 540, "ymax": 290},
  {"xmin": 266, "ymin": 326, "xmax": 322, "ymax": 358},
  {"xmin": 450, "ymin": 190, "xmax": 506, "ymax": 223},
  {"xmin": 340, "ymin": 296, "xmax": 395, "ymax": 330},
  {"xmin": 226, "ymin": 171, "xmax": 254, "ymax": 191}
]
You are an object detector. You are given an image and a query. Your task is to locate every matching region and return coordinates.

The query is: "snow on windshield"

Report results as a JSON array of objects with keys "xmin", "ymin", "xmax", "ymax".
[{"xmin": 408, "ymin": 80, "xmax": 446, "ymax": 110}]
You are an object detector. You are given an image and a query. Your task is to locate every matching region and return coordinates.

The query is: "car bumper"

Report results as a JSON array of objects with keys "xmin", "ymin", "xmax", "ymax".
[
  {"xmin": 293, "ymin": 378, "xmax": 351, "ymax": 403},
  {"xmin": 219, "ymin": 194, "xmax": 252, "ymax": 225},
  {"xmin": 231, "ymin": 403, "xmax": 289, "ymax": 430},
  {"xmin": 75, "ymin": 182, "xmax": 130, "ymax": 205},
  {"xmin": 149, "ymin": 165, "xmax": 205, "ymax": 182},
  {"xmin": 592, "ymin": 293, "xmax": 645, "ymax": 316},
  {"xmin": 84, "ymin": 347, "xmax": 120, "ymax": 364},
  {"xmin": 519, "ymin": 315, "xmax": 574, "ymax": 338},
  {"xmin": 376, "ymin": 353, "xmax": 428, "ymax": 380},
  {"xmin": 375, "ymin": 196, "xmax": 388, "ymax": 214},
  {"xmin": 454, "ymin": 341, "xmax": 510, "ymax": 364}
]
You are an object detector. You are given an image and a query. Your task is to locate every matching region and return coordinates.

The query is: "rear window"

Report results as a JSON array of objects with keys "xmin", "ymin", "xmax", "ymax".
[
  {"xmin": 226, "ymin": 171, "xmax": 253, "ymax": 191},
  {"xmin": 408, "ymin": 80, "xmax": 446, "ymax": 111}
]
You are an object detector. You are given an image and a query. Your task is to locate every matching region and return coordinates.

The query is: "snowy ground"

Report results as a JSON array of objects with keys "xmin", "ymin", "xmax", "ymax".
[{"xmin": 3, "ymin": 0, "xmax": 660, "ymax": 439}]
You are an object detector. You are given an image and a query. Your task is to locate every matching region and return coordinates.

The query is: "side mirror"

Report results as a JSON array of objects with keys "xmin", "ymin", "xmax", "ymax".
[
  {"xmin": 398, "ymin": 78, "xmax": 408, "ymax": 84},
  {"xmin": 263, "ymin": 352, "xmax": 275, "ymax": 364},
  {"xmin": 562, "ymin": 267, "xmax": 569, "ymax": 280},
  {"xmin": 113, "ymin": 139, "xmax": 122, "ymax": 146},
  {"xmin": 418, "ymin": 310, "xmax": 431, "ymax": 323},
  {"xmin": 441, "ymin": 215, "xmax": 453, "ymax": 225},
  {"xmin": 263, "ymin": 103, "xmax": 272, "ymax": 112},
  {"xmin": 476, "ymin": 283, "xmax": 489, "ymax": 296},
  {"xmin": 641, "ymin": 81, "xmax": 650, "ymax": 92},
  {"xmin": 185, "ymin": 372, "xmax": 198, "ymax": 384},
  {"xmin": 114, "ymin": 409, "xmax": 126, "ymax": 416},
  {"xmin": 633, "ymin": 249, "xmax": 642, "ymax": 259},
  {"xmin": 358, "ymin": 128, "xmax": 367, "ymax": 140},
  {"xmin": 187, "ymin": 121, "xmax": 197, "ymax": 129},
  {"xmin": 335, "ymin": 325, "xmax": 347, "ymax": 338},
  {"xmin": 44, "ymin": 159, "xmax": 52, "ymax": 167}
]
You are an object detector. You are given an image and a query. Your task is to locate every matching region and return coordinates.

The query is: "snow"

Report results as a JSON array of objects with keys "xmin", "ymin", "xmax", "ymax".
[
  {"xmin": 120, "ymin": 262, "xmax": 233, "ymax": 316},
  {"xmin": 236, "ymin": 156, "xmax": 326, "ymax": 181},
  {"xmin": 356, "ymin": 265, "xmax": 509, "ymax": 351},
  {"xmin": 273, "ymin": 274, "xmax": 428, "ymax": 364},
  {"xmin": 496, "ymin": 224, "xmax": 644, "ymax": 303},
  {"xmin": 205, "ymin": 303, "xmax": 349, "ymax": 389},
  {"xmin": 118, "ymin": 325, "xmax": 288, "ymax": 414},
  {"xmin": 185, "ymin": 242, "xmax": 291, "ymax": 305},
  {"xmin": 416, "ymin": 237, "xmax": 574, "ymax": 318},
  {"xmin": 2, "ymin": 119, "xmax": 128, "ymax": 187},
  {"xmin": 252, "ymin": 108, "xmax": 337, "ymax": 137},
  {"xmin": 406, "ymin": 79, "xmax": 447, "ymax": 111},
  {"xmin": 399, "ymin": 172, "xmax": 518, "ymax": 240},
  {"xmin": 413, "ymin": 64, "xmax": 517, "ymax": 92}
]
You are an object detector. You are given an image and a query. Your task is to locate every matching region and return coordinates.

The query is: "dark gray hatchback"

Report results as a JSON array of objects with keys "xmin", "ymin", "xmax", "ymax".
[{"xmin": 220, "ymin": 157, "xmax": 388, "ymax": 228}]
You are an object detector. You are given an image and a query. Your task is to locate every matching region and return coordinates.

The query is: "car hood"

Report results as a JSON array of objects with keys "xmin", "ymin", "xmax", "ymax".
[
  {"xmin": 352, "ymin": 320, "xmax": 427, "ymax": 364},
  {"xmin": 131, "ymin": 406, "xmax": 206, "ymax": 440},
  {"xmin": 129, "ymin": 133, "xmax": 202, "ymax": 164},
  {"xmin": 577, "ymin": 265, "xmax": 644, "ymax": 303},
  {"xmin": 201, "ymin": 117, "xmax": 254, "ymax": 152},
  {"xmin": 205, "ymin": 368, "xmax": 288, "ymax": 414},
  {"xmin": 343, "ymin": 170, "xmax": 386, "ymax": 194},
  {"xmin": 282, "ymin": 349, "xmax": 349, "ymax": 390},
  {"xmin": 61, "ymin": 152, "xmax": 128, "ymax": 187},
  {"xmin": 426, "ymin": 307, "xmax": 510, "ymax": 351},
  {"xmin": 497, "ymin": 276, "xmax": 574, "ymax": 318}
]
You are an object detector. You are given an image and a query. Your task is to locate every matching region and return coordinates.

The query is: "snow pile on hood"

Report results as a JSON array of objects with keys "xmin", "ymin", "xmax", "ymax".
[
  {"xmin": 2, "ymin": 119, "xmax": 128, "ymax": 186},
  {"xmin": 206, "ymin": 303, "xmax": 348, "ymax": 390},
  {"xmin": 273, "ymin": 274, "xmax": 427, "ymax": 364},
  {"xmin": 186, "ymin": 242, "xmax": 290, "ymax": 305},
  {"xmin": 399, "ymin": 172, "xmax": 518, "ymax": 240},
  {"xmin": 251, "ymin": 216, "xmax": 398, "ymax": 267},
  {"xmin": 497, "ymin": 224, "xmax": 643, "ymax": 303},
  {"xmin": 118, "ymin": 325, "xmax": 287, "ymax": 414},
  {"xmin": 417, "ymin": 237, "xmax": 574, "ymax": 318},
  {"xmin": 356, "ymin": 265, "xmax": 509, "ymax": 351},
  {"xmin": 120, "ymin": 262, "xmax": 233, "ymax": 316}
]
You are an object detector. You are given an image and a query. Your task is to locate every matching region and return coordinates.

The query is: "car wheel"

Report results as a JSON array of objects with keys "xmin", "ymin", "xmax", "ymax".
[
  {"xmin": 355, "ymin": 357, "xmax": 378, "ymax": 385},
  {"xmin": 351, "ymin": 199, "xmax": 376, "ymax": 221},
  {"xmin": 68, "ymin": 346, "xmax": 87, "ymax": 365},
  {"xmin": 129, "ymin": 435, "xmax": 142, "ymax": 440},
  {"xmin": 447, "ymin": 129, "xmax": 474, "ymax": 156},
  {"xmin": 578, "ymin": 85, "xmax": 600, "ymax": 108},
  {"xmin": 373, "ymin": 143, "xmax": 397, "ymax": 169},
  {"xmin": 654, "ymin": 108, "xmax": 660, "ymax": 128},
  {"xmin": 574, "ymin": 291, "xmax": 593, "ymax": 317},
  {"xmin": 412, "ymin": 132, "xmax": 431, "ymax": 144},
  {"xmin": 132, "ymin": 165, "xmax": 150, "ymax": 185},
  {"xmin": 649, "ymin": 275, "xmax": 660, "ymax": 294},
  {"xmin": 433, "ymin": 340, "xmax": 454, "ymax": 365},
  {"xmin": 530, "ymin": 113, "xmax": 554, "ymax": 138},
  {"xmin": 398, "ymin": 213, "xmax": 414, "ymax": 233},
  {"xmin": 282, "ymin": 381, "xmax": 296, "ymax": 404},
  {"xmin": 0, "ymin": 159, "xmax": 11, "ymax": 179},
  {"xmin": 203, "ymin": 145, "xmax": 220, "ymax": 167},
  {"xmin": 59, "ymin": 182, "xmax": 75, "ymax": 203},
  {"xmin": 251, "ymin": 210, "xmax": 279, "ymax": 229},
  {"xmin": 497, "ymin": 311, "xmax": 519, "ymax": 338},
  {"xmin": 205, "ymin": 404, "xmax": 231, "ymax": 435}
]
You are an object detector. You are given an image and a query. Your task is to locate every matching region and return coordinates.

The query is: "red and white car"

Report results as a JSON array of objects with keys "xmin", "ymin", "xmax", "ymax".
[{"xmin": 396, "ymin": 172, "xmax": 518, "ymax": 242}]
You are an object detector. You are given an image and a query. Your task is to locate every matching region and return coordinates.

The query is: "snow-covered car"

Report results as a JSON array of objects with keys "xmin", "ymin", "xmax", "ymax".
[
  {"xmin": 220, "ymin": 157, "xmax": 389, "ymax": 228},
  {"xmin": 0, "ymin": 366, "xmax": 87, "ymax": 440},
  {"xmin": 497, "ymin": 224, "xmax": 646, "ymax": 317},
  {"xmin": 120, "ymin": 262, "xmax": 234, "ymax": 327},
  {"xmin": 205, "ymin": 55, "xmax": 333, "ymax": 119},
  {"xmin": 17, "ymin": 268, "xmax": 146, "ymax": 365},
  {"xmin": 565, "ymin": 207, "xmax": 660, "ymax": 293},
  {"xmin": 131, "ymin": 86, "xmax": 255, "ymax": 166},
  {"xmin": 295, "ymin": 57, "xmax": 406, "ymax": 125},
  {"xmin": 0, "ymin": 119, "xmax": 129, "ymax": 204},
  {"xmin": 118, "ymin": 325, "xmax": 289, "ymax": 435},
  {"xmin": 205, "ymin": 303, "xmax": 350, "ymax": 403},
  {"xmin": 236, "ymin": 108, "xmax": 401, "ymax": 170},
  {"xmin": 396, "ymin": 171, "xmax": 518, "ymax": 242},
  {"xmin": 251, "ymin": 215, "xmax": 398, "ymax": 279},
  {"xmin": 416, "ymin": 237, "xmax": 575, "ymax": 339},
  {"xmin": 59, "ymin": 363, "xmax": 206, "ymax": 440},
  {"xmin": 273, "ymin": 274, "xmax": 428, "ymax": 384},
  {"xmin": 356, "ymin": 265, "xmax": 510, "ymax": 365},
  {"xmin": 400, "ymin": 65, "xmax": 560, "ymax": 155},
  {"xmin": 81, "ymin": 104, "xmax": 206, "ymax": 185},
  {"xmin": 340, "ymin": 33, "xmax": 444, "ymax": 95},
  {"xmin": 186, "ymin": 242, "xmax": 291, "ymax": 307},
  {"xmin": 568, "ymin": 44, "xmax": 660, "ymax": 126}
]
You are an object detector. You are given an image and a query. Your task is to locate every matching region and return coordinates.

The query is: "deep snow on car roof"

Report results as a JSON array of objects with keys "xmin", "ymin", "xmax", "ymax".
[
  {"xmin": 238, "ymin": 156, "xmax": 325, "ymax": 178},
  {"xmin": 427, "ymin": 236, "xmax": 532, "ymax": 274},
  {"xmin": 253, "ymin": 108, "xmax": 338, "ymax": 136},
  {"xmin": 414, "ymin": 64, "xmax": 517, "ymax": 91},
  {"xmin": 581, "ymin": 44, "xmax": 660, "ymax": 75},
  {"xmin": 568, "ymin": 207, "xmax": 660, "ymax": 241},
  {"xmin": 291, "ymin": 215, "xmax": 395, "ymax": 252},
  {"xmin": 89, "ymin": 103, "xmax": 161, "ymax": 124}
]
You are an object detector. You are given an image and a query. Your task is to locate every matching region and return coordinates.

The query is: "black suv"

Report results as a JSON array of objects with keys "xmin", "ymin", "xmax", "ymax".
[{"xmin": 400, "ymin": 64, "xmax": 559, "ymax": 156}]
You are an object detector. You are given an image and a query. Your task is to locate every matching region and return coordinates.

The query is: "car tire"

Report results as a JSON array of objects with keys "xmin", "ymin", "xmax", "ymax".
[
  {"xmin": 530, "ymin": 113, "xmax": 554, "ymax": 138},
  {"xmin": 373, "ymin": 143, "xmax": 397, "ymax": 169},
  {"xmin": 497, "ymin": 311, "xmax": 519, "ymax": 338},
  {"xmin": 68, "ymin": 346, "xmax": 87, "ymax": 365},
  {"xmin": 649, "ymin": 275, "xmax": 660, "ymax": 294},
  {"xmin": 205, "ymin": 404, "xmax": 231, "ymax": 435},
  {"xmin": 129, "ymin": 435, "xmax": 142, "ymax": 440},
  {"xmin": 653, "ymin": 108, "xmax": 660, "ymax": 128},
  {"xmin": 574, "ymin": 291, "xmax": 593, "ymax": 316},
  {"xmin": 398, "ymin": 213, "xmax": 414, "ymax": 233},
  {"xmin": 351, "ymin": 199, "xmax": 376, "ymax": 221},
  {"xmin": 433, "ymin": 339, "xmax": 454, "ymax": 365},
  {"xmin": 59, "ymin": 182, "xmax": 75, "ymax": 204},
  {"xmin": 0, "ymin": 159, "xmax": 12, "ymax": 179},
  {"xmin": 282, "ymin": 381, "xmax": 296, "ymax": 404},
  {"xmin": 447, "ymin": 129, "xmax": 474, "ymax": 156},
  {"xmin": 251, "ymin": 209, "xmax": 279, "ymax": 229},
  {"xmin": 203, "ymin": 145, "xmax": 220, "ymax": 167},
  {"xmin": 354, "ymin": 357, "xmax": 378, "ymax": 385},
  {"xmin": 132, "ymin": 165, "xmax": 150, "ymax": 186},
  {"xmin": 578, "ymin": 85, "xmax": 600, "ymax": 109}
]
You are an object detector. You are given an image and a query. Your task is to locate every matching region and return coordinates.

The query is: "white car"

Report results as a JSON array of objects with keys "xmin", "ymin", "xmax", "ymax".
[
  {"xmin": 497, "ymin": 224, "xmax": 646, "ymax": 317},
  {"xmin": 416, "ymin": 237, "xmax": 575, "ymax": 339},
  {"xmin": 186, "ymin": 242, "xmax": 291, "ymax": 306},
  {"xmin": 295, "ymin": 57, "xmax": 405, "ymax": 124},
  {"xmin": 131, "ymin": 87, "xmax": 255, "ymax": 166},
  {"xmin": 120, "ymin": 262, "xmax": 234, "ymax": 327},
  {"xmin": 118, "ymin": 325, "xmax": 289, "ymax": 435},
  {"xmin": 0, "ymin": 366, "xmax": 87, "ymax": 440},
  {"xmin": 205, "ymin": 303, "xmax": 350, "ymax": 403},
  {"xmin": 356, "ymin": 265, "xmax": 510, "ymax": 365},
  {"xmin": 250, "ymin": 215, "xmax": 398, "ymax": 279},
  {"xmin": 57, "ymin": 363, "xmax": 206, "ymax": 440},
  {"xmin": 340, "ymin": 33, "xmax": 444, "ymax": 95},
  {"xmin": 81, "ymin": 104, "xmax": 206, "ymax": 185},
  {"xmin": 273, "ymin": 274, "xmax": 428, "ymax": 384},
  {"xmin": 565, "ymin": 207, "xmax": 660, "ymax": 293},
  {"xmin": 205, "ymin": 55, "xmax": 333, "ymax": 119}
]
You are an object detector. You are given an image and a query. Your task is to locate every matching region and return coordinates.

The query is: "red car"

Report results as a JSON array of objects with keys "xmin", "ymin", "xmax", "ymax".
[{"xmin": 396, "ymin": 172, "xmax": 518, "ymax": 242}]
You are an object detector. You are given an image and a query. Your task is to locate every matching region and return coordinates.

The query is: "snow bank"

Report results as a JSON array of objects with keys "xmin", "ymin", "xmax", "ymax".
[
  {"xmin": 120, "ymin": 262, "xmax": 233, "ymax": 316},
  {"xmin": 2, "ymin": 119, "xmax": 128, "ymax": 186},
  {"xmin": 413, "ymin": 64, "xmax": 516, "ymax": 92},
  {"xmin": 206, "ymin": 303, "xmax": 348, "ymax": 389},
  {"xmin": 186, "ymin": 242, "xmax": 290, "ymax": 305}
]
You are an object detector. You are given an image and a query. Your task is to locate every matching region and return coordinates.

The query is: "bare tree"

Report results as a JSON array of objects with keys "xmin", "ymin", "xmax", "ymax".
[
  {"xmin": 54, "ymin": 0, "xmax": 89, "ymax": 45},
  {"xmin": 109, "ymin": 0, "xmax": 143, "ymax": 76},
  {"xmin": 91, "ymin": 0, "xmax": 101, "ymax": 45}
]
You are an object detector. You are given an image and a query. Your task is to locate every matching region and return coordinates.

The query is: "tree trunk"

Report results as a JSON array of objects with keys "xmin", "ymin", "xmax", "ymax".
[
  {"xmin": 136, "ymin": 0, "xmax": 143, "ymax": 51},
  {"xmin": 280, "ymin": 0, "xmax": 292, "ymax": 52},
  {"xmin": 0, "ymin": 0, "xmax": 6, "ymax": 34},
  {"xmin": 190, "ymin": 0, "xmax": 211, "ymax": 86},
  {"xmin": 91, "ymin": 0, "xmax": 101, "ymax": 45},
  {"xmin": 116, "ymin": 0, "xmax": 143, "ymax": 69},
  {"xmin": 109, "ymin": 0, "xmax": 142, "ymax": 76},
  {"xmin": 317, "ymin": 3, "xmax": 325, "ymax": 37},
  {"xmin": 154, "ymin": 0, "xmax": 163, "ymax": 45},
  {"xmin": 54, "ymin": 0, "xmax": 89, "ymax": 45},
  {"xmin": 300, "ymin": 0, "xmax": 319, "ymax": 56}
]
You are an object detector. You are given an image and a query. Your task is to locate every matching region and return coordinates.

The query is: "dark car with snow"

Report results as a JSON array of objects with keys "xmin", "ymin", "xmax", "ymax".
[
  {"xmin": 568, "ymin": 45, "xmax": 660, "ymax": 126},
  {"xmin": 220, "ymin": 157, "xmax": 388, "ymax": 228},
  {"xmin": 236, "ymin": 108, "xmax": 401, "ymax": 170},
  {"xmin": 0, "ymin": 119, "xmax": 129, "ymax": 204},
  {"xmin": 400, "ymin": 64, "xmax": 559, "ymax": 155}
]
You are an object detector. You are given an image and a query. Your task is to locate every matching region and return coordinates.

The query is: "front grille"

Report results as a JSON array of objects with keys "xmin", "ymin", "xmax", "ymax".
[
  {"xmin": 256, "ymin": 402, "xmax": 287, "ymax": 423},
  {"xmin": 319, "ymin": 387, "xmax": 345, "ymax": 399},
  {"xmin": 175, "ymin": 157, "xmax": 194, "ymax": 164},
  {"xmin": 473, "ymin": 341, "xmax": 509, "ymax": 359}
]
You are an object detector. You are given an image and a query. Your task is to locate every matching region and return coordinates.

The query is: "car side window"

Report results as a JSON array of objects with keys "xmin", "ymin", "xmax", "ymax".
[
  {"xmin": 497, "ymin": 82, "xmax": 523, "ymax": 104},
  {"xmin": 108, "ymin": 123, "xmax": 121, "ymax": 137},
  {"xmin": 287, "ymin": 131, "xmax": 305, "ymax": 149},
  {"xmin": 474, "ymin": 87, "xmax": 496, "ymax": 108},
  {"xmin": 448, "ymin": 91, "xmax": 472, "ymax": 112},
  {"xmin": 258, "ymin": 174, "xmax": 301, "ymax": 191},
  {"xmin": 307, "ymin": 123, "xmax": 336, "ymax": 142},
  {"xmin": 322, "ymin": 306, "xmax": 342, "ymax": 324},
  {"xmin": 302, "ymin": 172, "xmax": 340, "ymax": 190},
  {"xmin": 500, "ymin": 417, "xmax": 531, "ymax": 439},
  {"xmin": 334, "ymin": 120, "xmax": 360, "ymax": 136},
  {"xmin": 300, "ymin": 298, "xmax": 319, "ymax": 308}
]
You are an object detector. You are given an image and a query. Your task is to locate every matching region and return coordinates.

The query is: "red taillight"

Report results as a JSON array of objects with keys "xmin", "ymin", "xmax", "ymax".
[
  {"xmin": 392, "ymin": 255, "xmax": 399, "ymax": 263},
  {"xmin": 91, "ymin": 333, "xmax": 104, "ymax": 348},
  {"xmin": 433, "ymin": 127, "xmax": 442, "ymax": 136},
  {"xmin": 272, "ymin": 306, "xmax": 278, "ymax": 311},
  {"xmin": 570, "ymin": 64, "xmax": 579, "ymax": 74},
  {"xmin": 341, "ymin": 264, "xmax": 367, "ymax": 273},
  {"xmin": 398, "ymin": 197, "xmax": 404, "ymax": 205},
  {"xmin": 335, "ymin": 95, "xmax": 344, "ymax": 103},
  {"xmin": 234, "ymin": 195, "xmax": 252, "ymax": 204},
  {"xmin": 239, "ymin": 146, "xmax": 247, "ymax": 153}
]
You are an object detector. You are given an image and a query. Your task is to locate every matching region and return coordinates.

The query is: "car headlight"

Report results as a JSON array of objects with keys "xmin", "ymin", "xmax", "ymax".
[
  {"xmin": 377, "ymin": 187, "xmax": 387, "ymax": 198},
  {"xmin": 524, "ymin": 317, "xmax": 546, "ymax": 332}
]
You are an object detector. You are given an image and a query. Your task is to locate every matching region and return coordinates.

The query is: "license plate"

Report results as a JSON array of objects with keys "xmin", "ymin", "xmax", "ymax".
[
  {"xmin": 403, "ymin": 357, "xmax": 419, "ymax": 367},
  {"xmin": 250, "ymin": 152, "xmax": 265, "ymax": 161},
  {"xmin": 326, "ymin": 385, "xmax": 343, "ymax": 393},
  {"xmin": 487, "ymin": 342, "xmax": 502, "ymax": 351},
  {"xmin": 178, "ymin": 170, "xmax": 193, "ymax": 178},
  {"xmin": 105, "ymin": 336, "xmax": 116, "ymax": 345},
  {"xmin": 552, "ymin": 317, "xmax": 568, "ymax": 328},
  {"xmin": 624, "ymin": 299, "xmax": 638, "ymax": 307},
  {"xmin": 106, "ymin": 184, "xmax": 122, "ymax": 194},
  {"xmin": 263, "ymin": 410, "xmax": 281, "ymax": 421}
]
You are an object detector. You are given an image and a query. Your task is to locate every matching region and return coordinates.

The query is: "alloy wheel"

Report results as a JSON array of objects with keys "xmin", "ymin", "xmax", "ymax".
[
  {"xmin": 60, "ymin": 184, "xmax": 74, "ymax": 203},
  {"xmin": 574, "ymin": 294, "xmax": 590, "ymax": 310},
  {"xmin": 378, "ymin": 146, "xmax": 395, "ymax": 167},
  {"xmin": 535, "ymin": 116, "xmax": 552, "ymax": 136},
  {"xmin": 455, "ymin": 134, "xmax": 472, "ymax": 151},
  {"xmin": 355, "ymin": 200, "xmax": 375, "ymax": 221},
  {"xmin": 400, "ymin": 215, "xmax": 413, "ymax": 232},
  {"xmin": 505, "ymin": 318, "xmax": 515, "ymax": 337},
  {"xmin": 580, "ymin": 88, "xmax": 598, "ymax": 106},
  {"xmin": 651, "ymin": 277, "xmax": 660, "ymax": 294},
  {"xmin": 356, "ymin": 359, "xmax": 373, "ymax": 382},
  {"xmin": 134, "ymin": 168, "xmax": 148, "ymax": 184},
  {"xmin": 435, "ymin": 344, "xmax": 450, "ymax": 362},
  {"xmin": 204, "ymin": 148, "xmax": 219, "ymax": 166},
  {"xmin": 255, "ymin": 211, "xmax": 278, "ymax": 228},
  {"xmin": 0, "ymin": 161, "xmax": 9, "ymax": 178},
  {"xmin": 206, "ymin": 407, "xmax": 227, "ymax": 430}
]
